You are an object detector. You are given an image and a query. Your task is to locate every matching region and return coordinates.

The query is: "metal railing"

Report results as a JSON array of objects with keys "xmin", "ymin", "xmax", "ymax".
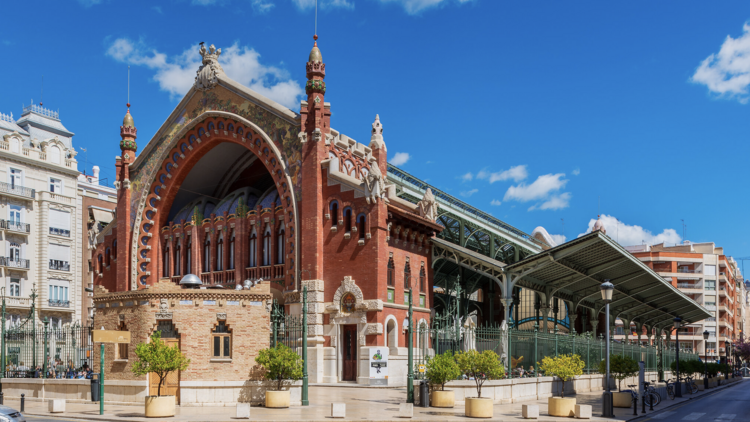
[
  {"xmin": 2, "ymin": 258, "xmax": 30, "ymax": 269},
  {"xmin": 49, "ymin": 227, "xmax": 70, "ymax": 237},
  {"xmin": 3, "ymin": 324, "xmax": 94, "ymax": 379},
  {"xmin": 22, "ymin": 104, "xmax": 59, "ymax": 119},
  {"xmin": 0, "ymin": 182, "xmax": 35, "ymax": 199},
  {"xmin": 48, "ymin": 300, "xmax": 70, "ymax": 308},
  {"xmin": 3, "ymin": 221, "xmax": 30, "ymax": 233},
  {"xmin": 677, "ymin": 283, "xmax": 701, "ymax": 289},
  {"xmin": 49, "ymin": 260, "xmax": 70, "ymax": 272}
]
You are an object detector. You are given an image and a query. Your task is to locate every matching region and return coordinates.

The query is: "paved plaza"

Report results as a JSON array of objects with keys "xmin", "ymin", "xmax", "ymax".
[{"xmin": 11, "ymin": 379, "xmax": 746, "ymax": 421}]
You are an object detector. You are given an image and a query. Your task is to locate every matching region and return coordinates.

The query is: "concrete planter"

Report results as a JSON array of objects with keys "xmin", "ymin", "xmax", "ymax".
[
  {"xmin": 145, "ymin": 396, "xmax": 175, "ymax": 418},
  {"xmin": 430, "ymin": 390, "xmax": 455, "ymax": 408},
  {"xmin": 612, "ymin": 392, "xmax": 632, "ymax": 408},
  {"xmin": 697, "ymin": 382, "xmax": 705, "ymax": 391},
  {"xmin": 548, "ymin": 397, "xmax": 575, "ymax": 417},
  {"xmin": 265, "ymin": 390, "xmax": 290, "ymax": 408},
  {"xmin": 465, "ymin": 397, "xmax": 493, "ymax": 418}
]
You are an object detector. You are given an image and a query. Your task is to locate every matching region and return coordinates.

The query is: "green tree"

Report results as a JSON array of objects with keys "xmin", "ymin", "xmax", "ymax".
[
  {"xmin": 455, "ymin": 350, "xmax": 504, "ymax": 398},
  {"xmin": 131, "ymin": 331, "xmax": 190, "ymax": 397},
  {"xmin": 425, "ymin": 351, "xmax": 461, "ymax": 391},
  {"xmin": 255, "ymin": 344, "xmax": 303, "ymax": 391},
  {"xmin": 598, "ymin": 354, "xmax": 639, "ymax": 392},
  {"xmin": 538, "ymin": 354, "xmax": 585, "ymax": 398}
]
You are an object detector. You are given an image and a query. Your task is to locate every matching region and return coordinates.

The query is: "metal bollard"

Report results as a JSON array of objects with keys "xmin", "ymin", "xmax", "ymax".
[
  {"xmin": 20, "ymin": 393, "xmax": 24, "ymax": 412},
  {"xmin": 632, "ymin": 395, "xmax": 637, "ymax": 416},
  {"xmin": 0, "ymin": 391, "xmax": 4, "ymax": 405},
  {"xmin": 649, "ymin": 392, "xmax": 654, "ymax": 411},
  {"xmin": 642, "ymin": 391, "xmax": 646, "ymax": 414},
  {"xmin": 420, "ymin": 381, "xmax": 429, "ymax": 408}
]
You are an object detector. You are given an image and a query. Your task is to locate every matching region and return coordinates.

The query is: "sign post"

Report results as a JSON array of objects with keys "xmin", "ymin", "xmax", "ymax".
[
  {"xmin": 93, "ymin": 330, "xmax": 131, "ymax": 416},
  {"xmin": 369, "ymin": 347, "xmax": 389, "ymax": 386}
]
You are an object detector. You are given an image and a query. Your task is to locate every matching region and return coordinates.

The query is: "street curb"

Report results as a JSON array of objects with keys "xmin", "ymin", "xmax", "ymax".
[{"xmin": 627, "ymin": 379, "xmax": 744, "ymax": 422}]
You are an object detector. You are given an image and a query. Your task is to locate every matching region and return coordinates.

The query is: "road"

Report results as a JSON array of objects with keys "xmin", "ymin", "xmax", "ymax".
[{"xmin": 640, "ymin": 379, "xmax": 750, "ymax": 421}]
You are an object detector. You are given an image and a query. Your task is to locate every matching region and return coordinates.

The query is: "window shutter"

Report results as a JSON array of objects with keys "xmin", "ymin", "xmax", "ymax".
[{"xmin": 49, "ymin": 209, "xmax": 70, "ymax": 230}]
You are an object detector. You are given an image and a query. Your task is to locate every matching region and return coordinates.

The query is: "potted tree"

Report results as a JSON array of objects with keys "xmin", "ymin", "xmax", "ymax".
[
  {"xmin": 255, "ymin": 344, "xmax": 303, "ymax": 408},
  {"xmin": 132, "ymin": 331, "xmax": 190, "ymax": 418},
  {"xmin": 425, "ymin": 351, "xmax": 461, "ymax": 408},
  {"xmin": 598, "ymin": 354, "xmax": 638, "ymax": 408},
  {"xmin": 455, "ymin": 350, "xmax": 504, "ymax": 418},
  {"xmin": 538, "ymin": 354, "xmax": 585, "ymax": 417}
]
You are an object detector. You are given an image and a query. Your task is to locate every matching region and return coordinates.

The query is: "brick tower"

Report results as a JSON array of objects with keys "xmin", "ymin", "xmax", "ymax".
[
  {"xmin": 299, "ymin": 35, "xmax": 330, "ymax": 285},
  {"xmin": 115, "ymin": 104, "xmax": 137, "ymax": 291}
]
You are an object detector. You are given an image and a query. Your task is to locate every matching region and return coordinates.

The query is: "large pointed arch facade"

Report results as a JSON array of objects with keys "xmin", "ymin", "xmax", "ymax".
[{"xmin": 131, "ymin": 111, "xmax": 300, "ymax": 289}]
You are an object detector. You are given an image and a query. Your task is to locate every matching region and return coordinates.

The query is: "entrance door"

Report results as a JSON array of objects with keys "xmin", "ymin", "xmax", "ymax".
[
  {"xmin": 342, "ymin": 325, "xmax": 357, "ymax": 381},
  {"xmin": 149, "ymin": 338, "xmax": 180, "ymax": 402}
]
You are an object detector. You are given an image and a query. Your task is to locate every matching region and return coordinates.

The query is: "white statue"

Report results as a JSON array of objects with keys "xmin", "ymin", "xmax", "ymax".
[
  {"xmin": 159, "ymin": 299, "xmax": 169, "ymax": 313},
  {"xmin": 362, "ymin": 164, "xmax": 385, "ymax": 204},
  {"xmin": 417, "ymin": 188, "xmax": 439, "ymax": 221}
]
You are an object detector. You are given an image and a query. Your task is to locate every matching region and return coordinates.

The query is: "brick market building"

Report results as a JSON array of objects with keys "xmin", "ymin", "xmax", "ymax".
[{"xmin": 93, "ymin": 38, "xmax": 444, "ymax": 403}]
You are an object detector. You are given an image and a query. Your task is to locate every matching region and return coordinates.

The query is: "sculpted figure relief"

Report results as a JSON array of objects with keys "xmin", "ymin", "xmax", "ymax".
[
  {"xmin": 362, "ymin": 164, "xmax": 385, "ymax": 204},
  {"xmin": 417, "ymin": 188, "xmax": 439, "ymax": 221},
  {"xmin": 195, "ymin": 44, "xmax": 223, "ymax": 91}
]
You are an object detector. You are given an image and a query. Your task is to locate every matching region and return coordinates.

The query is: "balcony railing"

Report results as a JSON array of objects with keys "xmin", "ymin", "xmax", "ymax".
[
  {"xmin": 4, "ymin": 297, "xmax": 30, "ymax": 307},
  {"xmin": 3, "ymin": 220, "xmax": 30, "ymax": 233},
  {"xmin": 49, "ymin": 260, "xmax": 70, "ymax": 271},
  {"xmin": 0, "ymin": 182, "xmax": 34, "ymax": 199},
  {"xmin": 2, "ymin": 258, "xmax": 30, "ymax": 269},
  {"xmin": 677, "ymin": 283, "xmax": 701, "ymax": 289},
  {"xmin": 705, "ymin": 305, "xmax": 717, "ymax": 311},
  {"xmin": 677, "ymin": 268, "xmax": 701, "ymax": 274},
  {"xmin": 49, "ymin": 227, "xmax": 70, "ymax": 237},
  {"xmin": 245, "ymin": 264, "xmax": 285, "ymax": 282},
  {"xmin": 48, "ymin": 299, "xmax": 70, "ymax": 308}
]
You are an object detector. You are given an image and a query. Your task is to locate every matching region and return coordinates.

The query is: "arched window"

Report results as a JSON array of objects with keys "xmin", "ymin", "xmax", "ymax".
[
  {"xmin": 262, "ymin": 225, "xmax": 271, "ymax": 266},
  {"xmin": 105, "ymin": 247, "xmax": 111, "ymax": 267},
  {"xmin": 185, "ymin": 236, "xmax": 192, "ymax": 274},
  {"xmin": 386, "ymin": 318, "xmax": 397, "ymax": 349},
  {"xmin": 10, "ymin": 138, "xmax": 19, "ymax": 153},
  {"xmin": 97, "ymin": 254, "xmax": 103, "ymax": 274},
  {"xmin": 203, "ymin": 237, "xmax": 211, "ymax": 273},
  {"xmin": 276, "ymin": 223, "xmax": 285, "ymax": 265},
  {"xmin": 212, "ymin": 321, "xmax": 231, "ymax": 358},
  {"xmin": 163, "ymin": 244, "xmax": 170, "ymax": 278},
  {"xmin": 49, "ymin": 146, "xmax": 61, "ymax": 164},
  {"xmin": 330, "ymin": 201, "xmax": 339, "ymax": 227},
  {"xmin": 419, "ymin": 263, "xmax": 426, "ymax": 293},
  {"xmin": 357, "ymin": 215, "xmax": 366, "ymax": 240},
  {"xmin": 228, "ymin": 230, "xmax": 235, "ymax": 270},
  {"xmin": 9, "ymin": 242, "xmax": 20, "ymax": 263},
  {"xmin": 174, "ymin": 241, "xmax": 181, "ymax": 276},
  {"xmin": 216, "ymin": 235, "xmax": 224, "ymax": 272},
  {"xmin": 248, "ymin": 228, "xmax": 257, "ymax": 268},
  {"xmin": 387, "ymin": 255, "xmax": 395, "ymax": 287},
  {"xmin": 113, "ymin": 239, "xmax": 117, "ymax": 260},
  {"xmin": 404, "ymin": 259, "xmax": 411, "ymax": 289},
  {"xmin": 344, "ymin": 208, "xmax": 352, "ymax": 233},
  {"xmin": 116, "ymin": 322, "xmax": 129, "ymax": 360}
]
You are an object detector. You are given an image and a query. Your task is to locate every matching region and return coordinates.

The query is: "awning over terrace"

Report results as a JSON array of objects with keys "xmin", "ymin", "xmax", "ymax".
[{"xmin": 431, "ymin": 231, "xmax": 712, "ymax": 332}]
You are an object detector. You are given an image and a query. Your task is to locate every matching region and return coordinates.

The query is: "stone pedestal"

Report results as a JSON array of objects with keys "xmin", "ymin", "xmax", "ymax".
[
  {"xmin": 236, "ymin": 403, "xmax": 250, "ymax": 419},
  {"xmin": 331, "ymin": 403, "xmax": 346, "ymax": 418}
]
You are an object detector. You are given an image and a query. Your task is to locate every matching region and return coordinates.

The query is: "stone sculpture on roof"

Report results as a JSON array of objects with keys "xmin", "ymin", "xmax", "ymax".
[
  {"xmin": 362, "ymin": 163, "xmax": 385, "ymax": 204},
  {"xmin": 592, "ymin": 215, "xmax": 606, "ymax": 235},
  {"xmin": 195, "ymin": 43, "xmax": 223, "ymax": 91},
  {"xmin": 417, "ymin": 188, "xmax": 439, "ymax": 221}
]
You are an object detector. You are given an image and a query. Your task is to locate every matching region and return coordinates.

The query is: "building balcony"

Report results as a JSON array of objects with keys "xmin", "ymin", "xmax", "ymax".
[
  {"xmin": 0, "ymin": 182, "xmax": 34, "ymax": 200},
  {"xmin": 48, "ymin": 260, "xmax": 70, "ymax": 272},
  {"xmin": 3, "ymin": 296, "xmax": 31, "ymax": 308},
  {"xmin": 1, "ymin": 258, "xmax": 30, "ymax": 270},
  {"xmin": 48, "ymin": 227, "xmax": 70, "ymax": 237},
  {"xmin": 245, "ymin": 264, "xmax": 285, "ymax": 282},
  {"xmin": 719, "ymin": 305, "xmax": 734, "ymax": 317},
  {"xmin": 677, "ymin": 283, "xmax": 703, "ymax": 293},
  {"xmin": 48, "ymin": 299, "xmax": 70, "ymax": 308},
  {"xmin": 2, "ymin": 220, "xmax": 30, "ymax": 234}
]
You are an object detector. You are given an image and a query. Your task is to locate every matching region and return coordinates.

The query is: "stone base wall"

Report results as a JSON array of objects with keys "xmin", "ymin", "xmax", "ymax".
[
  {"xmin": 0, "ymin": 379, "xmax": 148, "ymax": 405},
  {"xmin": 180, "ymin": 380, "xmax": 302, "ymax": 407}
]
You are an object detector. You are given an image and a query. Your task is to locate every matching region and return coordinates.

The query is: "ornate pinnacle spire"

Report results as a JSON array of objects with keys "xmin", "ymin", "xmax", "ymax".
[
  {"xmin": 306, "ymin": 35, "xmax": 326, "ymax": 95},
  {"xmin": 370, "ymin": 114, "xmax": 385, "ymax": 150},
  {"xmin": 120, "ymin": 103, "xmax": 137, "ymax": 152}
]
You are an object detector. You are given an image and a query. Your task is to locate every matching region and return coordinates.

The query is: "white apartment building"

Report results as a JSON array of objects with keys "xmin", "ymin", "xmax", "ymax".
[
  {"xmin": 0, "ymin": 105, "xmax": 81, "ymax": 328},
  {"xmin": 623, "ymin": 241, "xmax": 743, "ymax": 363}
]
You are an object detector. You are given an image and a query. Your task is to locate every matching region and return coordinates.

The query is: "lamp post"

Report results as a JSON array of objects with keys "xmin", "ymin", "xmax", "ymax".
[
  {"xmin": 674, "ymin": 317, "xmax": 683, "ymax": 397},
  {"xmin": 601, "ymin": 280, "xmax": 614, "ymax": 418},
  {"xmin": 703, "ymin": 331, "xmax": 710, "ymax": 389},
  {"xmin": 725, "ymin": 340, "xmax": 730, "ymax": 380}
]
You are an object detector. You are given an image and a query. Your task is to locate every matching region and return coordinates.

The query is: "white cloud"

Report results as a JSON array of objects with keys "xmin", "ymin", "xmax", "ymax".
[
  {"xmin": 489, "ymin": 165, "xmax": 528, "ymax": 183},
  {"xmin": 250, "ymin": 0, "xmax": 275, "ymax": 12},
  {"xmin": 377, "ymin": 0, "xmax": 469, "ymax": 14},
  {"xmin": 106, "ymin": 38, "xmax": 304, "ymax": 109},
  {"xmin": 389, "ymin": 152, "xmax": 410, "ymax": 166},
  {"xmin": 490, "ymin": 199, "xmax": 501, "ymax": 206},
  {"xmin": 460, "ymin": 189, "xmax": 478, "ymax": 197},
  {"xmin": 529, "ymin": 192, "xmax": 571, "ymax": 211},
  {"xmin": 504, "ymin": 173, "xmax": 567, "ymax": 202},
  {"xmin": 293, "ymin": 0, "xmax": 354, "ymax": 9},
  {"xmin": 578, "ymin": 214, "xmax": 682, "ymax": 247},
  {"xmin": 460, "ymin": 172, "xmax": 473, "ymax": 182},
  {"xmin": 549, "ymin": 234, "xmax": 566, "ymax": 245},
  {"xmin": 692, "ymin": 22, "xmax": 750, "ymax": 103},
  {"xmin": 77, "ymin": 0, "xmax": 102, "ymax": 6},
  {"xmin": 192, "ymin": 0, "xmax": 218, "ymax": 4},
  {"xmin": 572, "ymin": 168, "xmax": 580, "ymax": 176},
  {"xmin": 476, "ymin": 169, "xmax": 489, "ymax": 180}
]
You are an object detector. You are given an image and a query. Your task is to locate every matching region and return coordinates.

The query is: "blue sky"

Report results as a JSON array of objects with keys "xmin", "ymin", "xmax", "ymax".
[{"xmin": 3, "ymin": 1, "xmax": 750, "ymax": 260}]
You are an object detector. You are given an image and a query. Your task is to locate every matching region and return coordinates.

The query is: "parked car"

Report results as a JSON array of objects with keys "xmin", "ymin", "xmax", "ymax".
[{"xmin": 0, "ymin": 404, "xmax": 25, "ymax": 422}]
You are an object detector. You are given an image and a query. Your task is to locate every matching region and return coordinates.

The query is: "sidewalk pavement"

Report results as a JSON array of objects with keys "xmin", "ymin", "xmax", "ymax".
[{"xmin": 13, "ymin": 378, "xmax": 745, "ymax": 422}]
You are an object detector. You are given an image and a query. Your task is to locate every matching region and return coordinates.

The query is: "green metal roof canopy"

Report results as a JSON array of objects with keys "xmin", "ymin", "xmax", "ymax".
[{"xmin": 502, "ymin": 231, "xmax": 712, "ymax": 331}]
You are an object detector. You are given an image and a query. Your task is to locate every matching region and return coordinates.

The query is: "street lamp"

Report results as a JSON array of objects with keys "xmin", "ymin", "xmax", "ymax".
[
  {"xmin": 601, "ymin": 280, "xmax": 614, "ymax": 418},
  {"xmin": 725, "ymin": 340, "xmax": 730, "ymax": 380},
  {"xmin": 674, "ymin": 317, "xmax": 682, "ymax": 398},
  {"xmin": 703, "ymin": 330, "xmax": 710, "ymax": 389}
]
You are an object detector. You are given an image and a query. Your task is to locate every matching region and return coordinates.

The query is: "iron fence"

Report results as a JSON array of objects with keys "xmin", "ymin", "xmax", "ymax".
[
  {"xmin": 270, "ymin": 299, "xmax": 305, "ymax": 357},
  {"xmin": 3, "ymin": 324, "xmax": 95, "ymax": 379}
]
